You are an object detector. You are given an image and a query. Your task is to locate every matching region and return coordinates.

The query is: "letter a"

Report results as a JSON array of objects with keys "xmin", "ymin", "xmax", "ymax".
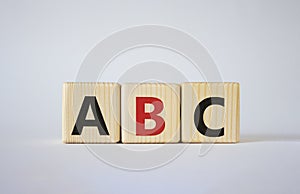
[{"xmin": 72, "ymin": 96, "xmax": 109, "ymax": 135}]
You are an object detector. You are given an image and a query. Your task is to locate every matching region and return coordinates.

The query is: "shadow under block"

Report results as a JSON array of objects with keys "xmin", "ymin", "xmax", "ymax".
[
  {"xmin": 121, "ymin": 83, "xmax": 180, "ymax": 143},
  {"xmin": 62, "ymin": 83, "xmax": 120, "ymax": 143},
  {"xmin": 181, "ymin": 82, "xmax": 240, "ymax": 143}
]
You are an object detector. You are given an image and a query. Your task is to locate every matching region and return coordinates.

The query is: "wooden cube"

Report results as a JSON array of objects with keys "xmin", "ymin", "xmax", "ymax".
[
  {"xmin": 181, "ymin": 82, "xmax": 240, "ymax": 143},
  {"xmin": 62, "ymin": 82, "xmax": 120, "ymax": 143},
  {"xmin": 121, "ymin": 83, "xmax": 180, "ymax": 143}
]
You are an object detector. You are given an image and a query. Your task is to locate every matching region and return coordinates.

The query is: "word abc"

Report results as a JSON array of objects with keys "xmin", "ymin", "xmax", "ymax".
[{"xmin": 62, "ymin": 82, "xmax": 240, "ymax": 143}]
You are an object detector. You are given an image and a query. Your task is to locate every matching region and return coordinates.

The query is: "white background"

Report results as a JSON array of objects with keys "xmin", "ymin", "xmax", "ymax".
[{"xmin": 0, "ymin": 0, "xmax": 299, "ymax": 193}]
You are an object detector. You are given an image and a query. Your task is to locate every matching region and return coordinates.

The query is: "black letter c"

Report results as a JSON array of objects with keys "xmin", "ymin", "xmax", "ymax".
[{"xmin": 194, "ymin": 97, "xmax": 224, "ymax": 137}]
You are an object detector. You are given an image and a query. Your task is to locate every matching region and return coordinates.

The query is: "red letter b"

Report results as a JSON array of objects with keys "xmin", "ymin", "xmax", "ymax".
[{"xmin": 136, "ymin": 97, "xmax": 165, "ymax": 136}]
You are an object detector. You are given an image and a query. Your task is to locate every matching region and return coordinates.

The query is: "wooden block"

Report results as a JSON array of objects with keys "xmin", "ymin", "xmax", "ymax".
[
  {"xmin": 181, "ymin": 82, "xmax": 240, "ymax": 143},
  {"xmin": 62, "ymin": 82, "xmax": 120, "ymax": 143},
  {"xmin": 121, "ymin": 83, "xmax": 180, "ymax": 143}
]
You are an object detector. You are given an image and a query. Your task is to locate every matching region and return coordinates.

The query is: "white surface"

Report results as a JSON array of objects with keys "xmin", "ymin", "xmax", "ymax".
[
  {"xmin": 1, "ymin": 136, "xmax": 299, "ymax": 193},
  {"xmin": 0, "ymin": 0, "xmax": 299, "ymax": 193}
]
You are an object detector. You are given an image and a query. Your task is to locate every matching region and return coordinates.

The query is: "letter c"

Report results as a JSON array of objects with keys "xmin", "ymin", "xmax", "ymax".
[{"xmin": 194, "ymin": 97, "xmax": 224, "ymax": 137}]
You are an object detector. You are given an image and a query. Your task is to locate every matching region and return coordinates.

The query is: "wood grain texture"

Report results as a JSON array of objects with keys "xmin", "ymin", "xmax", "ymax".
[
  {"xmin": 121, "ymin": 83, "xmax": 180, "ymax": 143},
  {"xmin": 62, "ymin": 82, "xmax": 120, "ymax": 143},
  {"xmin": 181, "ymin": 82, "xmax": 240, "ymax": 143}
]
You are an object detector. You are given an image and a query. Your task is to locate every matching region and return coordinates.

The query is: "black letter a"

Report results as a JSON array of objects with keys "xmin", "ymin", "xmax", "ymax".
[{"xmin": 72, "ymin": 96, "xmax": 109, "ymax": 135}]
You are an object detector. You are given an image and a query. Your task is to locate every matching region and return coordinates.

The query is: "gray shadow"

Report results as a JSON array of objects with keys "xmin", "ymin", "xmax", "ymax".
[{"xmin": 240, "ymin": 134, "xmax": 300, "ymax": 143}]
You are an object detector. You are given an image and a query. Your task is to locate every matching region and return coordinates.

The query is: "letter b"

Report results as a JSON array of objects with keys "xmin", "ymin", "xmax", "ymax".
[{"xmin": 136, "ymin": 97, "xmax": 165, "ymax": 136}]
